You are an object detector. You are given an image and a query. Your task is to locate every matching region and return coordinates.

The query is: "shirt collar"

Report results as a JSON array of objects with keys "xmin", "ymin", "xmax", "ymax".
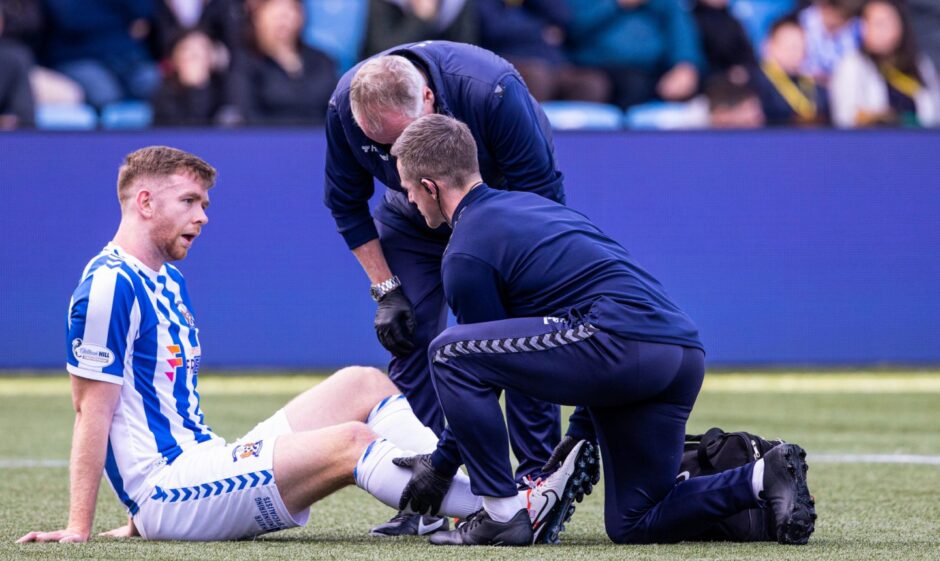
[
  {"xmin": 106, "ymin": 242, "xmax": 162, "ymax": 280},
  {"xmin": 451, "ymin": 183, "xmax": 489, "ymax": 228}
]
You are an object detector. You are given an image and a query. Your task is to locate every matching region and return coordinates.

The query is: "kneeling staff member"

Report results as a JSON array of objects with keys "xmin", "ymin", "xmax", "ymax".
[{"xmin": 389, "ymin": 116, "xmax": 817, "ymax": 546}]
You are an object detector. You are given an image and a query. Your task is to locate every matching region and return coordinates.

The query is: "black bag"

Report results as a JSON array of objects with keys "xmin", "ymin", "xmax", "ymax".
[{"xmin": 677, "ymin": 427, "xmax": 784, "ymax": 542}]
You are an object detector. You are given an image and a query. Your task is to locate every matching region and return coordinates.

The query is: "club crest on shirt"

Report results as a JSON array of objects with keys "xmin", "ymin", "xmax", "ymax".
[
  {"xmin": 176, "ymin": 301, "xmax": 195, "ymax": 327},
  {"xmin": 232, "ymin": 440, "xmax": 263, "ymax": 463}
]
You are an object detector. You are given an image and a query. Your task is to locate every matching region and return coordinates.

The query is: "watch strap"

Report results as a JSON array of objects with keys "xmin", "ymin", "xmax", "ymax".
[{"xmin": 371, "ymin": 276, "xmax": 401, "ymax": 301}]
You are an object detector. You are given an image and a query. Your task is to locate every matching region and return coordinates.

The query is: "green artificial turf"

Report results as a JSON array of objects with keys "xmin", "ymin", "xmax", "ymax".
[{"xmin": 1, "ymin": 371, "xmax": 938, "ymax": 561}]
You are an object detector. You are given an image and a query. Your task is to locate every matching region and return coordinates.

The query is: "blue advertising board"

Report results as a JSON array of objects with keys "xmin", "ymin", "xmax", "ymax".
[{"xmin": 1, "ymin": 129, "xmax": 937, "ymax": 368}]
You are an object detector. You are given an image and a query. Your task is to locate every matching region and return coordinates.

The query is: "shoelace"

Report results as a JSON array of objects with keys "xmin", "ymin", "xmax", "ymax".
[
  {"xmin": 390, "ymin": 511, "xmax": 414, "ymax": 524},
  {"xmin": 521, "ymin": 475, "xmax": 543, "ymax": 490},
  {"xmin": 456, "ymin": 508, "xmax": 488, "ymax": 531}
]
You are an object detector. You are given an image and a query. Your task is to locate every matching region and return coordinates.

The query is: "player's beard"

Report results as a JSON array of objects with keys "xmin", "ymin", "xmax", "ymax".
[
  {"xmin": 152, "ymin": 220, "xmax": 190, "ymax": 263},
  {"xmin": 166, "ymin": 236, "xmax": 190, "ymax": 262}
]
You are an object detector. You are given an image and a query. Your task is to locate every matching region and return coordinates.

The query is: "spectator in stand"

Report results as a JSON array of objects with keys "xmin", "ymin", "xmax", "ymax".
[
  {"xmin": 0, "ymin": 0, "xmax": 34, "ymax": 127},
  {"xmin": 751, "ymin": 16, "xmax": 830, "ymax": 125},
  {"xmin": 150, "ymin": 0, "xmax": 247, "ymax": 63},
  {"xmin": 565, "ymin": 0, "xmax": 704, "ymax": 109},
  {"xmin": 1, "ymin": 0, "xmax": 83, "ymax": 107},
  {"xmin": 153, "ymin": 30, "xmax": 228, "ymax": 125},
  {"xmin": 906, "ymin": 0, "xmax": 940, "ymax": 72},
  {"xmin": 799, "ymin": 0, "xmax": 862, "ymax": 83},
  {"xmin": 706, "ymin": 73, "xmax": 765, "ymax": 127},
  {"xmin": 830, "ymin": 0, "xmax": 940, "ymax": 127},
  {"xmin": 1, "ymin": 0, "xmax": 41, "ymax": 67},
  {"xmin": 227, "ymin": 0, "xmax": 336, "ymax": 125},
  {"xmin": 693, "ymin": 0, "xmax": 756, "ymax": 82},
  {"xmin": 0, "ymin": 40, "xmax": 33, "ymax": 128},
  {"xmin": 361, "ymin": 0, "xmax": 478, "ymax": 58},
  {"xmin": 40, "ymin": 0, "xmax": 161, "ymax": 110},
  {"xmin": 476, "ymin": 0, "xmax": 607, "ymax": 102}
]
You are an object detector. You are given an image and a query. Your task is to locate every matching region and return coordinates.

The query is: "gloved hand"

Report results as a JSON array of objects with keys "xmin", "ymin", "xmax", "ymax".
[
  {"xmin": 392, "ymin": 454, "xmax": 454, "ymax": 515},
  {"xmin": 374, "ymin": 287, "xmax": 416, "ymax": 357},
  {"xmin": 541, "ymin": 435, "xmax": 578, "ymax": 473}
]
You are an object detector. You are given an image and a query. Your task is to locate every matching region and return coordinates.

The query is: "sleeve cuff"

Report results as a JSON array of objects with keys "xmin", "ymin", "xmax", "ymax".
[
  {"xmin": 430, "ymin": 441, "xmax": 461, "ymax": 477},
  {"xmin": 342, "ymin": 220, "xmax": 380, "ymax": 250},
  {"xmin": 67, "ymin": 364, "xmax": 124, "ymax": 385}
]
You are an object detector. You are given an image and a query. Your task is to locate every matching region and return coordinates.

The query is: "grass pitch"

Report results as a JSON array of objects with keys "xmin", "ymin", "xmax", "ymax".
[{"xmin": 1, "ymin": 371, "xmax": 939, "ymax": 561}]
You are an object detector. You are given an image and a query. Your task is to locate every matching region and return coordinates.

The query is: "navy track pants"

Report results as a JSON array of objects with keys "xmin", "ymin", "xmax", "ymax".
[{"xmin": 428, "ymin": 315, "xmax": 759, "ymax": 543}]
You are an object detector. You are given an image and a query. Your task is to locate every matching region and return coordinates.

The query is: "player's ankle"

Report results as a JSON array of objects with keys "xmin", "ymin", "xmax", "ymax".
[{"xmin": 482, "ymin": 495, "xmax": 524, "ymax": 523}]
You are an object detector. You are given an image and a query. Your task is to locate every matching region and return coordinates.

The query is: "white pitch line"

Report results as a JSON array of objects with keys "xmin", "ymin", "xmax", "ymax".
[
  {"xmin": 810, "ymin": 453, "xmax": 940, "ymax": 465},
  {"xmin": 2, "ymin": 454, "xmax": 937, "ymax": 468}
]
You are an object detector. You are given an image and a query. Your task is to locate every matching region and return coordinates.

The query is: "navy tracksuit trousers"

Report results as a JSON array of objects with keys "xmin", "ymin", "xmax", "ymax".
[
  {"xmin": 428, "ymin": 315, "xmax": 760, "ymax": 544},
  {"xmin": 375, "ymin": 203, "xmax": 560, "ymax": 480}
]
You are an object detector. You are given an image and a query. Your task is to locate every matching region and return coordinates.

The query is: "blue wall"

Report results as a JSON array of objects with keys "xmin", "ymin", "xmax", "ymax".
[{"xmin": 1, "ymin": 130, "xmax": 938, "ymax": 369}]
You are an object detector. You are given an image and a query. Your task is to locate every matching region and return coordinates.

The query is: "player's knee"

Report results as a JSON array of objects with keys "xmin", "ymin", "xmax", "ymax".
[
  {"xmin": 360, "ymin": 366, "xmax": 397, "ymax": 395},
  {"xmin": 334, "ymin": 365, "xmax": 395, "ymax": 394},
  {"xmin": 341, "ymin": 421, "xmax": 380, "ymax": 458},
  {"xmin": 333, "ymin": 364, "xmax": 378, "ymax": 380}
]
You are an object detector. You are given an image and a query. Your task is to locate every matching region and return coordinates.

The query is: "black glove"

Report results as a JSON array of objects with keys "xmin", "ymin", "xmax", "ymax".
[
  {"xmin": 541, "ymin": 435, "xmax": 578, "ymax": 473},
  {"xmin": 392, "ymin": 454, "xmax": 454, "ymax": 515},
  {"xmin": 374, "ymin": 287, "xmax": 416, "ymax": 357}
]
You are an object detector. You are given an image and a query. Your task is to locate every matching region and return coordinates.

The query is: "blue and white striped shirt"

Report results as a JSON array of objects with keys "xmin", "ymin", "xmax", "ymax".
[{"xmin": 66, "ymin": 243, "xmax": 218, "ymax": 514}]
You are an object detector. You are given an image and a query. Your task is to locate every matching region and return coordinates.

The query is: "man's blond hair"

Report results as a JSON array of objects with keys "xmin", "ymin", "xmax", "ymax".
[
  {"xmin": 391, "ymin": 114, "xmax": 479, "ymax": 188},
  {"xmin": 350, "ymin": 56, "xmax": 425, "ymax": 136},
  {"xmin": 117, "ymin": 146, "xmax": 217, "ymax": 204}
]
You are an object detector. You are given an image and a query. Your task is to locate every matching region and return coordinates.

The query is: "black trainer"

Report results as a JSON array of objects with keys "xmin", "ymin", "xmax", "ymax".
[
  {"xmin": 761, "ymin": 443, "xmax": 817, "ymax": 545},
  {"xmin": 369, "ymin": 511, "xmax": 449, "ymax": 537},
  {"xmin": 429, "ymin": 508, "xmax": 533, "ymax": 546}
]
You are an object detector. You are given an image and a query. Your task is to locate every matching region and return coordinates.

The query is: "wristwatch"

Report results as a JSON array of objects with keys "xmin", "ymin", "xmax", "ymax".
[{"xmin": 370, "ymin": 276, "xmax": 402, "ymax": 301}]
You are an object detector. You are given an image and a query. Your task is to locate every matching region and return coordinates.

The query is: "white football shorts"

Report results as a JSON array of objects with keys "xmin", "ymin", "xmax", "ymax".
[{"xmin": 134, "ymin": 409, "xmax": 310, "ymax": 540}]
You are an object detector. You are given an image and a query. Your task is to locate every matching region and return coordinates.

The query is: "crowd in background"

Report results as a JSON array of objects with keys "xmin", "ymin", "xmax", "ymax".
[{"xmin": 1, "ymin": 0, "xmax": 939, "ymax": 130}]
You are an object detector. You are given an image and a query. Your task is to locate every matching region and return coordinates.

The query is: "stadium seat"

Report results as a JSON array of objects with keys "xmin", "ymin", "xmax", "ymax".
[
  {"xmin": 35, "ymin": 103, "xmax": 98, "ymax": 130},
  {"xmin": 731, "ymin": 0, "xmax": 797, "ymax": 48},
  {"xmin": 303, "ymin": 0, "xmax": 369, "ymax": 74},
  {"xmin": 540, "ymin": 101, "xmax": 624, "ymax": 131},
  {"xmin": 100, "ymin": 101, "xmax": 154, "ymax": 129},
  {"xmin": 623, "ymin": 100, "xmax": 709, "ymax": 130}
]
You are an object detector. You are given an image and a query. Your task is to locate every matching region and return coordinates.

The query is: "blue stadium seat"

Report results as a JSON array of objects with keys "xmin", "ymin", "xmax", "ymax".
[
  {"xmin": 303, "ymin": 0, "xmax": 369, "ymax": 74},
  {"xmin": 35, "ymin": 103, "xmax": 98, "ymax": 130},
  {"xmin": 623, "ymin": 101, "xmax": 708, "ymax": 130},
  {"xmin": 731, "ymin": 0, "xmax": 797, "ymax": 48},
  {"xmin": 540, "ymin": 101, "xmax": 624, "ymax": 131},
  {"xmin": 100, "ymin": 101, "xmax": 154, "ymax": 129}
]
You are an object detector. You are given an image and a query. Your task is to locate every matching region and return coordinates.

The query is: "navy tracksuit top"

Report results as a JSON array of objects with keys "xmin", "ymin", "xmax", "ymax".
[
  {"xmin": 324, "ymin": 41, "xmax": 564, "ymax": 249},
  {"xmin": 443, "ymin": 185, "xmax": 703, "ymax": 351}
]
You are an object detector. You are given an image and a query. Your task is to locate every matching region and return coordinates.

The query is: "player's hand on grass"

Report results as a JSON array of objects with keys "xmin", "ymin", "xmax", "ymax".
[
  {"xmin": 393, "ymin": 453, "xmax": 453, "ymax": 515},
  {"xmin": 374, "ymin": 287, "xmax": 416, "ymax": 357},
  {"xmin": 16, "ymin": 527, "xmax": 89, "ymax": 543}
]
